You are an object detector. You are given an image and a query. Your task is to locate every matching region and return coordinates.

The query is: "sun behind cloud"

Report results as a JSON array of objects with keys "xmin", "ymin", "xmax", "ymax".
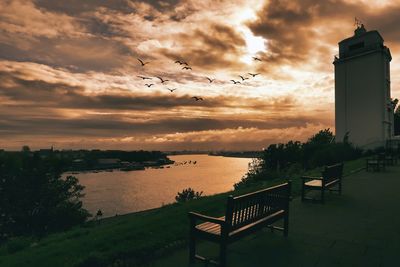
[{"xmin": 0, "ymin": 0, "xmax": 399, "ymax": 150}]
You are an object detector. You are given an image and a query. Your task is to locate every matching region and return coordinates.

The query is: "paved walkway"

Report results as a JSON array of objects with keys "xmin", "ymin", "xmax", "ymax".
[{"xmin": 151, "ymin": 165, "xmax": 400, "ymax": 267}]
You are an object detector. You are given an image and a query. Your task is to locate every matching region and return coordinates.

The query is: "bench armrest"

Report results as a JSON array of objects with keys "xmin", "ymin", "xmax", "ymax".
[
  {"xmin": 188, "ymin": 212, "xmax": 225, "ymax": 225},
  {"xmin": 301, "ymin": 176, "xmax": 322, "ymax": 181}
]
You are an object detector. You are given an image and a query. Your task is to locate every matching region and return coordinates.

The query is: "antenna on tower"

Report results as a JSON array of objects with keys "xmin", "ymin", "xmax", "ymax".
[{"xmin": 354, "ymin": 17, "xmax": 362, "ymax": 28}]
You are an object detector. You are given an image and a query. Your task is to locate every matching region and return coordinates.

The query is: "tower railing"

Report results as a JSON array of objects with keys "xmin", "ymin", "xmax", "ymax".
[{"xmin": 338, "ymin": 43, "xmax": 387, "ymax": 59}]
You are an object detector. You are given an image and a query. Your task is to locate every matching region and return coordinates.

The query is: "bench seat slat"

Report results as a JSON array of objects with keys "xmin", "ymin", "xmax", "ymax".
[
  {"xmin": 196, "ymin": 221, "xmax": 222, "ymax": 235},
  {"xmin": 305, "ymin": 179, "xmax": 322, "ymax": 187}
]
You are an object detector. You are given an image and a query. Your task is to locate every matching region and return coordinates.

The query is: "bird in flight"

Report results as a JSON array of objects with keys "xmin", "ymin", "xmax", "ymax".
[
  {"xmin": 206, "ymin": 77, "xmax": 215, "ymax": 83},
  {"xmin": 175, "ymin": 60, "xmax": 189, "ymax": 66},
  {"xmin": 182, "ymin": 66, "xmax": 192, "ymax": 70},
  {"xmin": 252, "ymin": 57, "xmax": 262, "ymax": 61},
  {"xmin": 156, "ymin": 76, "xmax": 169, "ymax": 83},
  {"xmin": 137, "ymin": 58, "xmax": 150, "ymax": 66},
  {"xmin": 144, "ymin": 83, "xmax": 154, "ymax": 87},
  {"xmin": 239, "ymin": 75, "xmax": 249, "ymax": 81},
  {"xmin": 167, "ymin": 88, "xmax": 177, "ymax": 92},
  {"xmin": 192, "ymin": 96, "xmax": 203, "ymax": 101},
  {"xmin": 248, "ymin": 73, "xmax": 260, "ymax": 77},
  {"xmin": 230, "ymin": 80, "xmax": 241, "ymax": 84},
  {"xmin": 137, "ymin": 75, "xmax": 152, "ymax": 80}
]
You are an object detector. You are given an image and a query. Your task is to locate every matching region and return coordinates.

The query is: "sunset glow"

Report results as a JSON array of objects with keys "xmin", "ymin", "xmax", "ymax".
[{"xmin": 0, "ymin": 0, "xmax": 399, "ymax": 150}]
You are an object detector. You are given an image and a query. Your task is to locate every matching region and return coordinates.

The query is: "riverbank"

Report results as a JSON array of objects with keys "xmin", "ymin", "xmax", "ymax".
[
  {"xmin": 209, "ymin": 151, "xmax": 262, "ymax": 158},
  {"xmin": 67, "ymin": 159, "xmax": 174, "ymax": 173},
  {"xmin": 0, "ymin": 157, "xmax": 366, "ymax": 267}
]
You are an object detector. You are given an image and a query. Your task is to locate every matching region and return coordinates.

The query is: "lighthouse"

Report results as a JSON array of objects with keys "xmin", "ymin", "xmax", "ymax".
[{"xmin": 334, "ymin": 23, "xmax": 393, "ymax": 148}]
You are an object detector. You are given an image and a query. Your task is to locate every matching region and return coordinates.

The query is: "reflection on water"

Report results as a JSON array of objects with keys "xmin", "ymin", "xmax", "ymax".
[{"xmin": 71, "ymin": 155, "xmax": 252, "ymax": 217}]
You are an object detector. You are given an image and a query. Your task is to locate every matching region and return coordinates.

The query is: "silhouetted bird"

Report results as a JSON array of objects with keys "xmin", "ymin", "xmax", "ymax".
[
  {"xmin": 230, "ymin": 80, "xmax": 241, "ymax": 84},
  {"xmin": 137, "ymin": 58, "xmax": 150, "ymax": 66},
  {"xmin": 192, "ymin": 96, "xmax": 203, "ymax": 101},
  {"xmin": 137, "ymin": 75, "xmax": 152, "ymax": 80},
  {"xmin": 175, "ymin": 60, "xmax": 189, "ymax": 66},
  {"xmin": 252, "ymin": 57, "xmax": 262, "ymax": 61},
  {"xmin": 239, "ymin": 75, "xmax": 249, "ymax": 81},
  {"xmin": 206, "ymin": 77, "xmax": 215, "ymax": 83},
  {"xmin": 182, "ymin": 66, "xmax": 192, "ymax": 70},
  {"xmin": 145, "ymin": 83, "xmax": 154, "ymax": 87},
  {"xmin": 167, "ymin": 88, "xmax": 177, "ymax": 92},
  {"xmin": 156, "ymin": 76, "xmax": 169, "ymax": 83},
  {"xmin": 248, "ymin": 73, "xmax": 260, "ymax": 77}
]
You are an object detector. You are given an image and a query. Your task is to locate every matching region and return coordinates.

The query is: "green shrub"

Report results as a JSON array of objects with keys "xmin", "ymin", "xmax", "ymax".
[{"xmin": 175, "ymin": 188, "xmax": 203, "ymax": 203}]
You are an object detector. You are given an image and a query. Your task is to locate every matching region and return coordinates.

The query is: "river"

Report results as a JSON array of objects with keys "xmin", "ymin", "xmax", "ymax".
[{"xmin": 70, "ymin": 155, "xmax": 253, "ymax": 217}]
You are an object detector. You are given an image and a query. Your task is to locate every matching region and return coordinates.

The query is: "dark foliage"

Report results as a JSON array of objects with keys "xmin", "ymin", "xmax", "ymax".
[
  {"xmin": 235, "ymin": 129, "xmax": 363, "ymax": 190},
  {"xmin": 0, "ymin": 150, "xmax": 90, "ymax": 239},
  {"xmin": 394, "ymin": 105, "xmax": 400, "ymax": 136},
  {"xmin": 175, "ymin": 188, "xmax": 203, "ymax": 203}
]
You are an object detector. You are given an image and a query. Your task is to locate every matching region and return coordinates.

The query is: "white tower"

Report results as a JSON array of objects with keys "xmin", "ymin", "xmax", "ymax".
[{"xmin": 334, "ymin": 24, "xmax": 393, "ymax": 148}]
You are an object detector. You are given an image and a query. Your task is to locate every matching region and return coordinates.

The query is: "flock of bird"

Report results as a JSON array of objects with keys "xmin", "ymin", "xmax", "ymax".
[
  {"xmin": 174, "ymin": 160, "xmax": 197, "ymax": 166},
  {"xmin": 136, "ymin": 56, "xmax": 262, "ymax": 102}
]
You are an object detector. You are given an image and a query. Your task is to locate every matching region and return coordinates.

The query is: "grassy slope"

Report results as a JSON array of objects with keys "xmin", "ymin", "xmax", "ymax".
[{"xmin": 0, "ymin": 158, "xmax": 366, "ymax": 267}]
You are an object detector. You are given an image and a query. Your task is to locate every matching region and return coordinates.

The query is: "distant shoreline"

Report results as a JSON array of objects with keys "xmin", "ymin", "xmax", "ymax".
[{"xmin": 208, "ymin": 151, "xmax": 262, "ymax": 159}]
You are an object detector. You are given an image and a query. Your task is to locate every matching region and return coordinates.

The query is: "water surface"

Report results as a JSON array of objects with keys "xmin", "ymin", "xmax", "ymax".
[{"xmin": 72, "ymin": 155, "xmax": 252, "ymax": 217}]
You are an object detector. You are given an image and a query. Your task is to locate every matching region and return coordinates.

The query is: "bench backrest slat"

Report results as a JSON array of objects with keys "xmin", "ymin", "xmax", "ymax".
[
  {"xmin": 226, "ymin": 182, "xmax": 290, "ymax": 231},
  {"xmin": 322, "ymin": 163, "xmax": 343, "ymax": 184}
]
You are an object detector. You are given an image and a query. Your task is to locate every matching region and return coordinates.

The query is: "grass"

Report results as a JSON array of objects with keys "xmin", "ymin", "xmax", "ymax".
[{"xmin": 0, "ymin": 157, "xmax": 366, "ymax": 267}]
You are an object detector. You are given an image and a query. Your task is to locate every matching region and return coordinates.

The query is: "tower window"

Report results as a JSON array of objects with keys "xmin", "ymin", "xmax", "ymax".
[{"xmin": 349, "ymin": 42, "xmax": 364, "ymax": 51}]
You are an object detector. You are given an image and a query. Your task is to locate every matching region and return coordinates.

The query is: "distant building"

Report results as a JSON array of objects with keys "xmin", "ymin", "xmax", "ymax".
[
  {"xmin": 97, "ymin": 158, "xmax": 120, "ymax": 168},
  {"xmin": 334, "ymin": 24, "xmax": 393, "ymax": 148}
]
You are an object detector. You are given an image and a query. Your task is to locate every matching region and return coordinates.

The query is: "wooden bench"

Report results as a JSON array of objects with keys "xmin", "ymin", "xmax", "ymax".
[
  {"xmin": 301, "ymin": 163, "xmax": 343, "ymax": 203},
  {"xmin": 366, "ymin": 153, "xmax": 386, "ymax": 172},
  {"xmin": 188, "ymin": 182, "xmax": 291, "ymax": 267}
]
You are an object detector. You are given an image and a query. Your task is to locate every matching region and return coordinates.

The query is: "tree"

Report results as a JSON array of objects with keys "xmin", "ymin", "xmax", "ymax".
[
  {"xmin": 307, "ymin": 128, "xmax": 334, "ymax": 146},
  {"xmin": 21, "ymin": 145, "xmax": 30, "ymax": 153},
  {"xmin": 0, "ymin": 152, "xmax": 90, "ymax": 239},
  {"xmin": 394, "ymin": 99, "xmax": 400, "ymax": 136},
  {"xmin": 234, "ymin": 128, "xmax": 362, "ymax": 190}
]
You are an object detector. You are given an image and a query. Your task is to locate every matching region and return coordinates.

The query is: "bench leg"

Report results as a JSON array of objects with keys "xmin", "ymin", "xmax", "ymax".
[
  {"xmin": 338, "ymin": 181, "xmax": 342, "ymax": 195},
  {"xmin": 284, "ymin": 212, "xmax": 289, "ymax": 237},
  {"xmin": 219, "ymin": 242, "xmax": 227, "ymax": 267},
  {"xmin": 301, "ymin": 183, "xmax": 305, "ymax": 202},
  {"xmin": 321, "ymin": 188, "xmax": 325, "ymax": 204},
  {"xmin": 189, "ymin": 233, "xmax": 196, "ymax": 263}
]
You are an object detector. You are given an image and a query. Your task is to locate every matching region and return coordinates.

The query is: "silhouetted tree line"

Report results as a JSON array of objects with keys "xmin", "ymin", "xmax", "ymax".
[
  {"xmin": 80, "ymin": 150, "xmax": 168, "ymax": 169},
  {"xmin": 234, "ymin": 129, "xmax": 362, "ymax": 189},
  {"xmin": 0, "ymin": 150, "xmax": 90, "ymax": 240},
  {"xmin": 84, "ymin": 150, "xmax": 167, "ymax": 163}
]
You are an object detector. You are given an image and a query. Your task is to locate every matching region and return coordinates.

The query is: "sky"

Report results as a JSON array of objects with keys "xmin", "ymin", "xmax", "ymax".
[{"xmin": 0, "ymin": 0, "xmax": 400, "ymax": 151}]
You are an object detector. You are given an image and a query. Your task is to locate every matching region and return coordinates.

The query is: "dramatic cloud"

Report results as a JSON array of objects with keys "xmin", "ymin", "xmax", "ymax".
[{"xmin": 0, "ymin": 0, "xmax": 398, "ymax": 150}]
